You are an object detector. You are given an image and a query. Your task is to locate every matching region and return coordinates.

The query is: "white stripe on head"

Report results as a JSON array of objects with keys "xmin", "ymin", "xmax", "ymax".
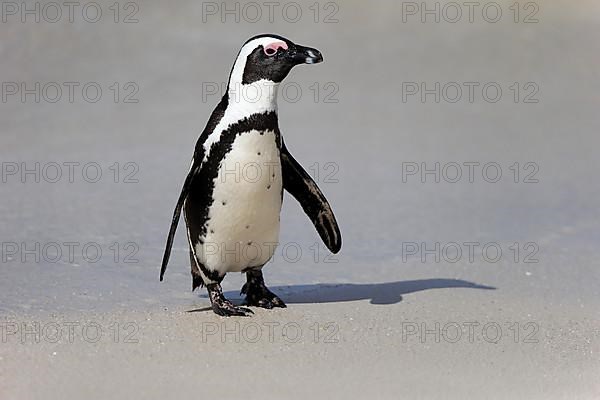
[
  {"xmin": 226, "ymin": 37, "xmax": 288, "ymax": 113},
  {"xmin": 202, "ymin": 37, "xmax": 288, "ymax": 162},
  {"xmin": 229, "ymin": 37, "xmax": 287, "ymax": 87}
]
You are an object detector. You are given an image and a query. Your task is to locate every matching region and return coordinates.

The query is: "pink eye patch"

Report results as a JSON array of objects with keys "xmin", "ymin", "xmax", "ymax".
[{"xmin": 263, "ymin": 41, "xmax": 288, "ymax": 56}]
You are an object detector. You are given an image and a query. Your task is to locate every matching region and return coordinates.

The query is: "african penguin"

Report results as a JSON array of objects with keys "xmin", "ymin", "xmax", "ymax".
[{"xmin": 160, "ymin": 34, "xmax": 341, "ymax": 316}]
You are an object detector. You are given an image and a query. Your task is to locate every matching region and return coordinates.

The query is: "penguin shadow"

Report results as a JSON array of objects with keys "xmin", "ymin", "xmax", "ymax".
[
  {"xmin": 187, "ymin": 279, "xmax": 495, "ymax": 312},
  {"xmin": 265, "ymin": 279, "xmax": 495, "ymax": 305}
]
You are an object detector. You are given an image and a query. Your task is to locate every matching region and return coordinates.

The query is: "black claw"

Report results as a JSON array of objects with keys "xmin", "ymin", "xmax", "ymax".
[
  {"xmin": 271, "ymin": 297, "xmax": 287, "ymax": 308},
  {"xmin": 242, "ymin": 270, "xmax": 287, "ymax": 309}
]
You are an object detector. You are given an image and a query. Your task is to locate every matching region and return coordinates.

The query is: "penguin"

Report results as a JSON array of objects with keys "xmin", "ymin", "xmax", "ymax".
[{"xmin": 160, "ymin": 34, "xmax": 341, "ymax": 316}]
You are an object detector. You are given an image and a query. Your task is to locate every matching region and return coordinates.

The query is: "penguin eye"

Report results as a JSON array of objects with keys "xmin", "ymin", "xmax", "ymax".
[{"xmin": 263, "ymin": 41, "xmax": 288, "ymax": 57}]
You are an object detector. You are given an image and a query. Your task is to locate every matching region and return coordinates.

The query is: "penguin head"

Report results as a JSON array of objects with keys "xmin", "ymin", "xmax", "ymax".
[{"xmin": 228, "ymin": 34, "xmax": 323, "ymax": 87}]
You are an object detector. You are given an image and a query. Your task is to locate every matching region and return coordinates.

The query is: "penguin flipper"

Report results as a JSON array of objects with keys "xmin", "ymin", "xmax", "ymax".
[
  {"xmin": 281, "ymin": 141, "xmax": 341, "ymax": 253},
  {"xmin": 160, "ymin": 159, "xmax": 201, "ymax": 281},
  {"xmin": 160, "ymin": 93, "xmax": 227, "ymax": 281}
]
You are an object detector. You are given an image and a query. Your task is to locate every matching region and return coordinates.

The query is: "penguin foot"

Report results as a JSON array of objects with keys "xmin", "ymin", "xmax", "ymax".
[
  {"xmin": 212, "ymin": 299, "xmax": 254, "ymax": 317},
  {"xmin": 241, "ymin": 270, "xmax": 287, "ymax": 309},
  {"xmin": 207, "ymin": 283, "xmax": 253, "ymax": 317}
]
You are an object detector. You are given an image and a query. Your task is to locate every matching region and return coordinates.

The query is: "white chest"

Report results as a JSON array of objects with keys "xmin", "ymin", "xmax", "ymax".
[{"xmin": 196, "ymin": 129, "xmax": 283, "ymax": 272}]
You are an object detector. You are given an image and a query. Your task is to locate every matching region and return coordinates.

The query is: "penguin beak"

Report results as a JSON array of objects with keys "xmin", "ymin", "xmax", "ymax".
[{"xmin": 291, "ymin": 45, "xmax": 323, "ymax": 65}]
